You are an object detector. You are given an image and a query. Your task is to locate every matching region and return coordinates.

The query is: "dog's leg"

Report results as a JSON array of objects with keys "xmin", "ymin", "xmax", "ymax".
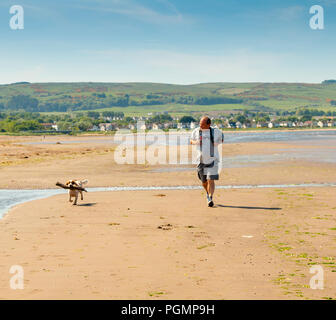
[
  {"xmin": 69, "ymin": 194, "xmax": 73, "ymax": 202},
  {"xmin": 73, "ymin": 193, "xmax": 78, "ymax": 205},
  {"xmin": 80, "ymin": 191, "xmax": 83, "ymax": 201}
]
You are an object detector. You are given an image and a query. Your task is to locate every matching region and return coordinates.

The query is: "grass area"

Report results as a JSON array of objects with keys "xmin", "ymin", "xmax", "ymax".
[
  {"xmin": 265, "ymin": 189, "xmax": 336, "ymax": 300},
  {"xmin": 1, "ymin": 82, "xmax": 336, "ymax": 116},
  {"xmin": 92, "ymin": 103, "xmax": 252, "ymax": 117}
]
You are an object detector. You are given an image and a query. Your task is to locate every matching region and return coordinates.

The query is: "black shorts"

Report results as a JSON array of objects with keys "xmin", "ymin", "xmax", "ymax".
[{"xmin": 197, "ymin": 162, "xmax": 219, "ymax": 183}]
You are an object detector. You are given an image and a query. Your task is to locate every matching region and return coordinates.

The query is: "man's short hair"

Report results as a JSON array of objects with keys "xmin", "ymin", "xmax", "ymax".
[{"xmin": 200, "ymin": 116, "xmax": 211, "ymax": 125}]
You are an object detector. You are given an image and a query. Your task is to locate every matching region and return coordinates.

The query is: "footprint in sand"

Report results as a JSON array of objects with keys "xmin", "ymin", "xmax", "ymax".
[{"xmin": 158, "ymin": 224, "xmax": 173, "ymax": 231}]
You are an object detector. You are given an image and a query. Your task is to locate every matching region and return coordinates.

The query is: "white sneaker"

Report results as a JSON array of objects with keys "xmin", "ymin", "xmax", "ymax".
[{"xmin": 207, "ymin": 195, "xmax": 214, "ymax": 207}]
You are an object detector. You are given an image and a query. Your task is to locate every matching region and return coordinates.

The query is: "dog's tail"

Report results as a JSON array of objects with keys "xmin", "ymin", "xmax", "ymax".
[{"xmin": 81, "ymin": 179, "xmax": 89, "ymax": 185}]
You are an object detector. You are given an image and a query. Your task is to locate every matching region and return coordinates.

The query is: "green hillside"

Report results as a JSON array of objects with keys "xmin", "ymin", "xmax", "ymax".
[{"xmin": 0, "ymin": 82, "xmax": 336, "ymax": 115}]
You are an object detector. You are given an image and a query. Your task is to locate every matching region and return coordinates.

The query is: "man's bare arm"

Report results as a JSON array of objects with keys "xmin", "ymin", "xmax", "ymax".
[{"xmin": 190, "ymin": 139, "xmax": 200, "ymax": 145}]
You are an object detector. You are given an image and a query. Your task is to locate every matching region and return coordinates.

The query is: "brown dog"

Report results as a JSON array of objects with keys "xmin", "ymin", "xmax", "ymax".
[{"xmin": 65, "ymin": 179, "xmax": 88, "ymax": 205}]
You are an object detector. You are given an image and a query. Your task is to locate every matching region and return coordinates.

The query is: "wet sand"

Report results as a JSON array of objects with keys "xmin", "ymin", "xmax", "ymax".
[{"xmin": 1, "ymin": 134, "xmax": 336, "ymax": 189}]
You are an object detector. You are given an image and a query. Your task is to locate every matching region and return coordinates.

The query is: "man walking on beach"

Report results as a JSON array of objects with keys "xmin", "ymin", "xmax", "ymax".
[{"xmin": 190, "ymin": 116, "xmax": 224, "ymax": 207}]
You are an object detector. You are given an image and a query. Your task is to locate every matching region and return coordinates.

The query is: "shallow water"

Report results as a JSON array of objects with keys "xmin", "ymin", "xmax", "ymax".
[
  {"xmin": 0, "ymin": 189, "xmax": 66, "ymax": 219},
  {"xmin": 224, "ymin": 148, "xmax": 336, "ymax": 166},
  {"xmin": 223, "ymin": 130, "xmax": 336, "ymax": 143},
  {"xmin": 3, "ymin": 130, "xmax": 336, "ymax": 218},
  {"xmin": 1, "ymin": 183, "xmax": 335, "ymax": 219},
  {"xmin": 20, "ymin": 130, "xmax": 336, "ymax": 146},
  {"xmin": 150, "ymin": 148, "xmax": 336, "ymax": 172}
]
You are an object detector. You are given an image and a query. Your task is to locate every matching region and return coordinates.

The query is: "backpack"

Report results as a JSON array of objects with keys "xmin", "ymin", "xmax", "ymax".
[{"xmin": 199, "ymin": 127, "xmax": 214, "ymax": 158}]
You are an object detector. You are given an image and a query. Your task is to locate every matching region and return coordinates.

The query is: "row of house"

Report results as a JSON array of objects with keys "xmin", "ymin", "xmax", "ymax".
[
  {"xmin": 95, "ymin": 118, "xmax": 336, "ymax": 132},
  {"xmin": 44, "ymin": 117, "xmax": 336, "ymax": 133},
  {"xmin": 270, "ymin": 120, "xmax": 335, "ymax": 128},
  {"xmin": 216, "ymin": 119, "xmax": 336, "ymax": 129},
  {"xmin": 95, "ymin": 121, "xmax": 200, "ymax": 132}
]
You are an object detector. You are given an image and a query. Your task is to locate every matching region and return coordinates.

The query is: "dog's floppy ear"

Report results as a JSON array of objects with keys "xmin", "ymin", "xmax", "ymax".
[
  {"xmin": 65, "ymin": 180, "xmax": 71, "ymax": 186},
  {"xmin": 71, "ymin": 180, "xmax": 80, "ymax": 186}
]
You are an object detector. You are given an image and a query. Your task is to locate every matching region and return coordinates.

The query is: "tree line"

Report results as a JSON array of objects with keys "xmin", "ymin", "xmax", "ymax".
[
  {"xmin": 0, "ymin": 111, "xmax": 125, "ymax": 133},
  {"xmin": 0, "ymin": 94, "xmax": 244, "ymax": 112}
]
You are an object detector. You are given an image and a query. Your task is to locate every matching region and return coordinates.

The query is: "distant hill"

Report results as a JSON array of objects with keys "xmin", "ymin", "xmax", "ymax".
[
  {"xmin": 10, "ymin": 82, "xmax": 31, "ymax": 85},
  {"xmin": 0, "ymin": 82, "xmax": 336, "ymax": 113},
  {"xmin": 322, "ymin": 80, "xmax": 336, "ymax": 84}
]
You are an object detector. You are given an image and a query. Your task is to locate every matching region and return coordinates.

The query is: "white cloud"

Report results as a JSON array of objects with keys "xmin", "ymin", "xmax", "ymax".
[
  {"xmin": 0, "ymin": 47, "xmax": 328, "ymax": 84},
  {"xmin": 0, "ymin": 65, "xmax": 45, "ymax": 84},
  {"xmin": 73, "ymin": 0, "xmax": 188, "ymax": 25},
  {"xmin": 276, "ymin": 5, "xmax": 305, "ymax": 21},
  {"xmin": 81, "ymin": 48, "xmax": 290, "ymax": 84},
  {"xmin": 237, "ymin": 5, "xmax": 306, "ymax": 23},
  {"xmin": 320, "ymin": 0, "xmax": 336, "ymax": 6}
]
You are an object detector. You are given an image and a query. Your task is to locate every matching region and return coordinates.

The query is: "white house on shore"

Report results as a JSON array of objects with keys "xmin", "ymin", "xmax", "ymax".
[
  {"xmin": 152, "ymin": 123, "xmax": 161, "ymax": 130},
  {"xmin": 317, "ymin": 120, "xmax": 324, "ymax": 128},
  {"xmin": 235, "ymin": 121, "xmax": 242, "ymax": 129},
  {"xmin": 99, "ymin": 123, "xmax": 114, "ymax": 131},
  {"xmin": 89, "ymin": 125, "xmax": 99, "ymax": 131},
  {"xmin": 137, "ymin": 121, "xmax": 147, "ymax": 131}
]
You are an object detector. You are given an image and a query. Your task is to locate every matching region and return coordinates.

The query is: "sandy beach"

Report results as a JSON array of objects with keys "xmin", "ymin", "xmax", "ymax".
[
  {"xmin": 0, "ymin": 133, "xmax": 335, "ymax": 299},
  {"xmin": 2, "ymin": 0, "xmax": 336, "ymax": 303}
]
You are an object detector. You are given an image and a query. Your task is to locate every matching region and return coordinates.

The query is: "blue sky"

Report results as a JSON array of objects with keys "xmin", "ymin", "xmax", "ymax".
[{"xmin": 0, "ymin": 0, "xmax": 335, "ymax": 84}]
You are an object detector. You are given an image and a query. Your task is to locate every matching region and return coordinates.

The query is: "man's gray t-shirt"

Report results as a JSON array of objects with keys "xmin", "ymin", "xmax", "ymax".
[{"xmin": 190, "ymin": 127, "xmax": 224, "ymax": 164}]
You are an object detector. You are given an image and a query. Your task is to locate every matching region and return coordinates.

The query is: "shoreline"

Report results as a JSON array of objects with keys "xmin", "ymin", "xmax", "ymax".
[
  {"xmin": 1, "ymin": 181, "xmax": 336, "ymax": 191},
  {"xmin": 1, "ymin": 127, "xmax": 336, "ymax": 137},
  {"xmin": 2, "ymin": 182, "xmax": 336, "ymax": 221}
]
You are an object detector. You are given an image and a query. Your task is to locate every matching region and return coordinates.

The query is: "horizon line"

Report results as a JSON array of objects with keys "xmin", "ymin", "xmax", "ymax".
[{"xmin": 0, "ymin": 80, "xmax": 330, "ymax": 86}]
